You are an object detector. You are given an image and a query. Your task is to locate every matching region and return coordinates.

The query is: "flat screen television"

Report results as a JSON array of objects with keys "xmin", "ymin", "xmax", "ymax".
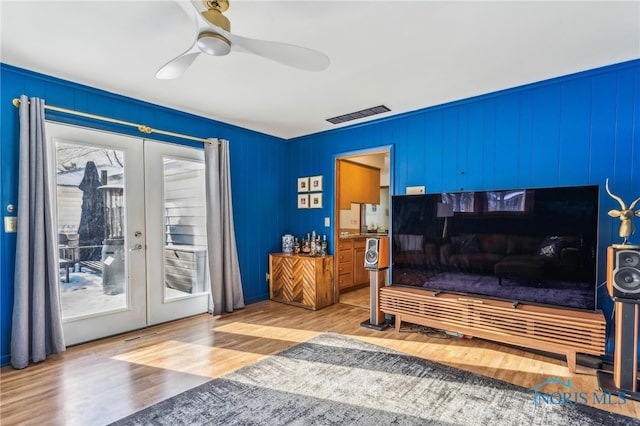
[{"xmin": 391, "ymin": 185, "xmax": 599, "ymax": 311}]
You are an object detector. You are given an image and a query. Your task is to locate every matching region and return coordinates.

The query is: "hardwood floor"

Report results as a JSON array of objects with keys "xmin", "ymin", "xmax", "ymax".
[
  {"xmin": 1, "ymin": 300, "xmax": 638, "ymax": 425},
  {"xmin": 337, "ymin": 285, "xmax": 369, "ymax": 309}
]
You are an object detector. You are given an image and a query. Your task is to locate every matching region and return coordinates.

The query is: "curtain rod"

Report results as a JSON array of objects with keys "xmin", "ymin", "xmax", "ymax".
[{"xmin": 12, "ymin": 98, "xmax": 214, "ymax": 144}]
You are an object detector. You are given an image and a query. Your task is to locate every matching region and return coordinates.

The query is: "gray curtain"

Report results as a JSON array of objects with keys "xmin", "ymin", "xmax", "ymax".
[
  {"xmin": 11, "ymin": 95, "xmax": 65, "ymax": 369},
  {"xmin": 205, "ymin": 139, "xmax": 245, "ymax": 315}
]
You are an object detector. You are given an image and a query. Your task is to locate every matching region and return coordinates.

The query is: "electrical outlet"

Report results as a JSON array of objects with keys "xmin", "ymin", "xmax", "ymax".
[
  {"xmin": 4, "ymin": 216, "xmax": 17, "ymax": 233},
  {"xmin": 406, "ymin": 186, "xmax": 426, "ymax": 195}
]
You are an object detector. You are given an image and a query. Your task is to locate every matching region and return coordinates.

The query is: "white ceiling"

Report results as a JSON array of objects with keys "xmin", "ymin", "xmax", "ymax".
[{"xmin": 1, "ymin": 1, "xmax": 639, "ymax": 139}]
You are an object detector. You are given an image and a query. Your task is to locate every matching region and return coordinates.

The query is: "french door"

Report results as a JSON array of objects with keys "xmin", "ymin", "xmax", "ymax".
[
  {"xmin": 47, "ymin": 122, "xmax": 210, "ymax": 345},
  {"xmin": 144, "ymin": 141, "xmax": 210, "ymax": 325}
]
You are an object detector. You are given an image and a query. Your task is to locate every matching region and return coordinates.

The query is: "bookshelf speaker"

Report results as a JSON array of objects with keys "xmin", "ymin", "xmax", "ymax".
[
  {"xmin": 607, "ymin": 246, "xmax": 640, "ymax": 300},
  {"xmin": 364, "ymin": 236, "xmax": 389, "ymax": 270}
]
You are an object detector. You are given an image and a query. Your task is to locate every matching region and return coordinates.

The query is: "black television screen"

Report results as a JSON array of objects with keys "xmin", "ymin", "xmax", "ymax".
[{"xmin": 391, "ymin": 185, "xmax": 599, "ymax": 311}]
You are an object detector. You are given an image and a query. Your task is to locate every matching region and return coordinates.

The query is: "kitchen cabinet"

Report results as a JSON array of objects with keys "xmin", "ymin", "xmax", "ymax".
[
  {"xmin": 353, "ymin": 239, "xmax": 369, "ymax": 285},
  {"xmin": 336, "ymin": 237, "xmax": 369, "ymax": 291},
  {"xmin": 337, "ymin": 159, "xmax": 380, "ymax": 209}
]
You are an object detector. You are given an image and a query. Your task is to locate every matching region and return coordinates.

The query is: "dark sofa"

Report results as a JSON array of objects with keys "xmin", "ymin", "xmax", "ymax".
[{"xmin": 440, "ymin": 233, "xmax": 581, "ymax": 283}]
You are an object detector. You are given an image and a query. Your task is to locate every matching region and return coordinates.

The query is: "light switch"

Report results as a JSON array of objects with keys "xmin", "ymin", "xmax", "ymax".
[
  {"xmin": 324, "ymin": 217, "xmax": 330, "ymax": 227},
  {"xmin": 4, "ymin": 216, "xmax": 17, "ymax": 233}
]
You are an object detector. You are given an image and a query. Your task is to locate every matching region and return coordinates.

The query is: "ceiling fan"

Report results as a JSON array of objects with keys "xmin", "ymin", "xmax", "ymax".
[{"xmin": 156, "ymin": 0, "xmax": 330, "ymax": 79}]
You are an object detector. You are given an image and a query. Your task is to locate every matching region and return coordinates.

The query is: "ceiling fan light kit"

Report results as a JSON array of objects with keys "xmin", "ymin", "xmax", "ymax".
[
  {"xmin": 155, "ymin": 0, "xmax": 329, "ymax": 79},
  {"xmin": 197, "ymin": 33, "xmax": 231, "ymax": 56}
]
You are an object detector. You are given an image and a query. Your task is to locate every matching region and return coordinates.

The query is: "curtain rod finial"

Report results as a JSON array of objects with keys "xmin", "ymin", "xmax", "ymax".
[{"xmin": 12, "ymin": 98, "xmax": 21, "ymax": 108}]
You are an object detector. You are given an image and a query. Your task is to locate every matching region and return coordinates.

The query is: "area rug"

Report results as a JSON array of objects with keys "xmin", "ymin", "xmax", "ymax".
[{"xmin": 110, "ymin": 333, "xmax": 637, "ymax": 425}]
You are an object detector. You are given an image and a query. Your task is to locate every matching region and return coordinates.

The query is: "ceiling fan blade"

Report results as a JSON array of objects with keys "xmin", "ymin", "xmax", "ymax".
[
  {"xmin": 156, "ymin": 45, "xmax": 201, "ymax": 79},
  {"xmin": 224, "ymin": 29, "xmax": 329, "ymax": 72},
  {"xmin": 163, "ymin": 1, "xmax": 328, "ymax": 74},
  {"xmin": 156, "ymin": 2, "xmax": 210, "ymax": 79},
  {"xmin": 180, "ymin": 1, "xmax": 217, "ymax": 31},
  {"xmin": 187, "ymin": 0, "xmax": 329, "ymax": 71}
]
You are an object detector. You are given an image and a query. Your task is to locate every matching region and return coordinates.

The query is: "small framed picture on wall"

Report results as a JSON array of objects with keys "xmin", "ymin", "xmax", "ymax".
[
  {"xmin": 298, "ymin": 193, "xmax": 309, "ymax": 208},
  {"xmin": 310, "ymin": 175, "xmax": 323, "ymax": 191},
  {"xmin": 310, "ymin": 193, "xmax": 323, "ymax": 208},
  {"xmin": 297, "ymin": 177, "xmax": 310, "ymax": 192}
]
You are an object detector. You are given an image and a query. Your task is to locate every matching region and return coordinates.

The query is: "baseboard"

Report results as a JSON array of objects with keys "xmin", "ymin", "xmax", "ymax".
[
  {"xmin": 245, "ymin": 294, "xmax": 269, "ymax": 305},
  {"xmin": 0, "ymin": 353, "xmax": 10, "ymax": 367}
]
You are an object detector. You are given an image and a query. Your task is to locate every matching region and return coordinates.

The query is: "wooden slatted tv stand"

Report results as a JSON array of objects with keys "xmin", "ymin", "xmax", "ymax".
[{"xmin": 380, "ymin": 286, "xmax": 606, "ymax": 373}]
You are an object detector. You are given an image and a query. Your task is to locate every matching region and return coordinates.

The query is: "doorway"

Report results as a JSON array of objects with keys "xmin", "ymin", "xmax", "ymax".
[
  {"xmin": 334, "ymin": 148, "xmax": 391, "ymax": 304},
  {"xmin": 47, "ymin": 122, "xmax": 210, "ymax": 345}
]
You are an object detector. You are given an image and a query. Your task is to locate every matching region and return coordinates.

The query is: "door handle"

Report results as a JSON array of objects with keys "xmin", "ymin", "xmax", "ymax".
[{"xmin": 129, "ymin": 243, "xmax": 144, "ymax": 252}]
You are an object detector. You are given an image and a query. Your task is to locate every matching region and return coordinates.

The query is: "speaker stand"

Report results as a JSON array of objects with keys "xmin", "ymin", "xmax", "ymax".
[
  {"xmin": 596, "ymin": 300, "xmax": 640, "ymax": 402},
  {"xmin": 360, "ymin": 319, "xmax": 390, "ymax": 331},
  {"xmin": 597, "ymin": 370, "xmax": 640, "ymax": 402},
  {"xmin": 360, "ymin": 268, "xmax": 390, "ymax": 331}
]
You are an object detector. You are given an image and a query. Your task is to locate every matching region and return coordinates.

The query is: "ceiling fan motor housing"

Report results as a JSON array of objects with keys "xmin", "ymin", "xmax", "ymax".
[
  {"xmin": 198, "ymin": 1, "xmax": 232, "ymax": 56},
  {"xmin": 202, "ymin": 7, "xmax": 231, "ymax": 32},
  {"xmin": 203, "ymin": 0, "xmax": 229, "ymax": 13}
]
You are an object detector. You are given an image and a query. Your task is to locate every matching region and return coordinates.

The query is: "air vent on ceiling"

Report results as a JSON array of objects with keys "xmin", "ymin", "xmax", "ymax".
[{"xmin": 326, "ymin": 105, "xmax": 391, "ymax": 125}]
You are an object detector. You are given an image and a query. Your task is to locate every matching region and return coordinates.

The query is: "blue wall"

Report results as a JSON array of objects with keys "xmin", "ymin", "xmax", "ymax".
[
  {"xmin": 286, "ymin": 59, "xmax": 640, "ymax": 361},
  {"xmin": 0, "ymin": 64, "xmax": 288, "ymax": 366},
  {"xmin": 1, "ymin": 59, "xmax": 638, "ymax": 366}
]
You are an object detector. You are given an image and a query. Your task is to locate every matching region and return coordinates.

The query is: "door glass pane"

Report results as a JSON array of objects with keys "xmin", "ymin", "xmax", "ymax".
[
  {"xmin": 162, "ymin": 157, "xmax": 209, "ymax": 300},
  {"xmin": 55, "ymin": 141, "xmax": 127, "ymax": 319}
]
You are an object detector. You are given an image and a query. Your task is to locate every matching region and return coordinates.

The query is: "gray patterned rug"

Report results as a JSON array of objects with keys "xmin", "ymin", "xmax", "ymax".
[{"xmin": 110, "ymin": 333, "xmax": 638, "ymax": 425}]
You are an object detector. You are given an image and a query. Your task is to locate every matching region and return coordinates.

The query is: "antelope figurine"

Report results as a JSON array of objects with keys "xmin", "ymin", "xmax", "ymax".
[{"xmin": 605, "ymin": 178, "xmax": 640, "ymax": 245}]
